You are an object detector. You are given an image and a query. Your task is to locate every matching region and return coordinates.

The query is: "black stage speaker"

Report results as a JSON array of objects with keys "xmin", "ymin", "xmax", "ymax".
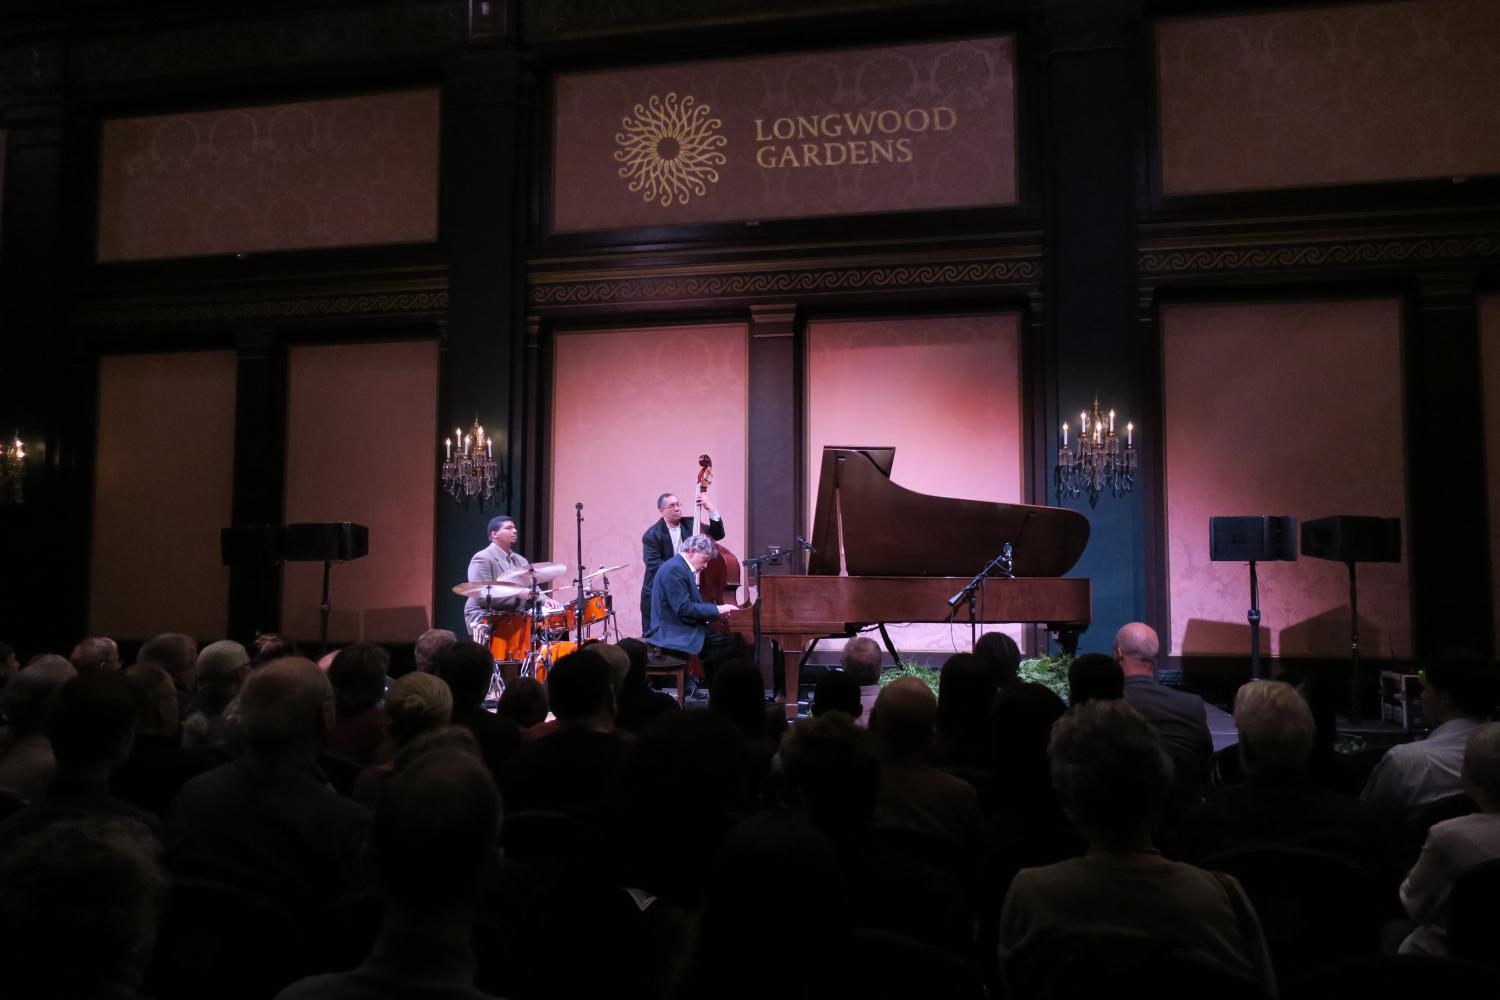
[
  {"xmin": 1301, "ymin": 515, "xmax": 1401, "ymax": 564},
  {"xmin": 1209, "ymin": 516, "xmax": 1298, "ymax": 562},
  {"xmin": 284, "ymin": 522, "xmax": 369, "ymax": 562}
]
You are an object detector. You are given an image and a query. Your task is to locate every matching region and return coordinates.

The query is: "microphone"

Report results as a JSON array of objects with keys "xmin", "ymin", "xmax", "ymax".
[{"xmin": 795, "ymin": 534, "xmax": 818, "ymax": 555}]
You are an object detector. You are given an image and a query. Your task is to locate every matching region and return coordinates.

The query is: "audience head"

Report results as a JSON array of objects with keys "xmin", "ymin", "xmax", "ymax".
[
  {"xmin": 248, "ymin": 631, "xmax": 298, "ymax": 667},
  {"xmin": 195, "ymin": 639, "xmax": 249, "ymax": 714},
  {"xmin": 69, "ymin": 636, "xmax": 121, "ymax": 674},
  {"xmin": 546, "ymin": 647, "xmax": 615, "ymax": 726},
  {"xmin": 123, "ymin": 663, "xmax": 180, "ymax": 737},
  {"xmin": 137, "ymin": 632, "xmax": 199, "ymax": 691},
  {"xmin": 414, "ymin": 628, "xmax": 457, "ymax": 673},
  {"xmin": 0, "ymin": 818, "xmax": 165, "ymax": 998},
  {"xmin": 617, "ymin": 637, "xmax": 650, "ymax": 687},
  {"xmin": 1113, "ymin": 622, "xmax": 1160, "ymax": 679},
  {"xmin": 869, "ymin": 676, "xmax": 938, "ymax": 763},
  {"xmin": 779, "ymin": 710, "xmax": 880, "ymax": 845},
  {"xmin": 1462, "ymin": 722, "xmax": 1500, "ymax": 812},
  {"xmin": 327, "ymin": 641, "xmax": 389, "ymax": 718},
  {"xmin": 1068, "ymin": 652, "xmax": 1125, "ymax": 706},
  {"xmin": 839, "ymin": 637, "xmax": 883, "ymax": 686},
  {"xmin": 1420, "ymin": 649, "xmax": 1499, "ymax": 724},
  {"xmin": 1, "ymin": 655, "xmax": 77, "ymax": 735},
  {"xmin": 393, "ymin": 724, "xmax": 484, "ymax": 772},
  {"xmin": 811, "ymin": 670, "xmax": 863, "ymax": 720},
  {"xmin": 973, "ymin": 631, "xmax": 1022, "ymax": 686},
  {"xmin": 936, "ymin": 652, "xmax": 998, "ymax": 739},
  {"xmin": 239, "ymin": 657, "xmax": 334, "ymax": 760},
  {"xmin": 1049, "ymin": 699, "xmax": 1173, "ymax": 844},
  {"xmin": 384, "ymin": 672, "xmax": 453, "ymax": 746},
  {"xmin": 709, "ymin": 659, "xmax": 768, "ymax": 741},
  {"xmin": 593, "ymin": 643, "xmax": 631, "ymax": 696},
  {"xmin": 431, "ymin": 640, "xmax": 495, "ymax": 713},
  {"xmin": 0, "ymin": 640, "xmax": 18, "ymax": 682},
  {"xmin": 1233, "ymin": 679, "xmax": 1315, "ymax": 776},
  {"xmin": 497, "ymin": 676, "xmax": 548, "ymax": 728},
  {"xmin": 48, "ymin": 671, "xmax": 138, "ymax": 774},
  {"xmin": 993, "ymin": 681, "xmax": 1069, "ymax": 804},
  {"xmin": 373, "ymin": 747, "xmax": 501, "ymax": 911}
]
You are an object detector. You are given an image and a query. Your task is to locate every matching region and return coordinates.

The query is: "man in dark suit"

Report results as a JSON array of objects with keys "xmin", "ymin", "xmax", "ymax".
[
  {"xmin": 1117, "ymin": 622, "xmax": 1214, "ymax": 779},
  {"xmin": 649, "ymin": 534, "xmax": 737, "ymax": 663},
  {"xmin": 640, "ymin": 490, "xmax": 725, "ymax": 635}
]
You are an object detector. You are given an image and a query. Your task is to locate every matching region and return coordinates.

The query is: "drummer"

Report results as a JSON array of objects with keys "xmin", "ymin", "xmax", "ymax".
[{"xmin": 463, "ymin": 515, "xmax": 532, "ymax": 639}]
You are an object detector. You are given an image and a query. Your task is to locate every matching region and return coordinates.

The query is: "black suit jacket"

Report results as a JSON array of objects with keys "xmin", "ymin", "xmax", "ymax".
[{"xmin": 640, "ymin": 513, "xmax": 725, "ymax": 596}]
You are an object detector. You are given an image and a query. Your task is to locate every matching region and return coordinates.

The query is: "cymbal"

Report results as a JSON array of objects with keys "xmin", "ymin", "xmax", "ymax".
[
  {"xmin": 584, "ymin": 563, "xmax": 629, "ymax": 582},
  {"xmin": 497, "ymin": 561, "xmax": 570, "ymax": 585},
  {"xmin": 451, "ymin": 580, "xmax": 528, "ymax": 599}
]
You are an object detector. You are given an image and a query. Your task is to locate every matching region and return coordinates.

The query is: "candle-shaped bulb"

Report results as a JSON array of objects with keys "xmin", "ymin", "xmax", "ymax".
[
  {"xmin": 1109, "ymin": 410, "xmax": 1115, "ymax": 433},
  {"xmin": 445, "ymin": 437, "xmax": 452, "ymax": 460},
  {"xmin": 487, "ymin": 438, "xmax": 493, "ymax": 458},
  {"xmin": 1127, "ymin": 422, "xmax": 1134, "ymax": 447},
  {"xmin": 1062, "ymin": 421, "xmax": 1069, "ymax": 447}
]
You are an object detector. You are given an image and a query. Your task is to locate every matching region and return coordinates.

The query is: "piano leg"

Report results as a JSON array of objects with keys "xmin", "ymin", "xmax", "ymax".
[
  {"xmin": 876, "ymin": 624, "xmax": 902, "ymax": 667},
  {"xmin": 1051, "ymin": 625, "xmax": 1084, "ymax": 656}
]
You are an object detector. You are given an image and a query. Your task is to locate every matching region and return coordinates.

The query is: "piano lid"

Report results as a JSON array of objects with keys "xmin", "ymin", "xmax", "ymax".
[{"xmin": 807, "ymin": 446, "xmax": 1090, "ymax": 579}]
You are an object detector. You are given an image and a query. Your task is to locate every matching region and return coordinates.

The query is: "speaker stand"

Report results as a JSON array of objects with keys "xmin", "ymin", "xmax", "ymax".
[
  {"xmin": 1346, "ymin": 560, "xmax": 1362, "ymax": 725},
  {"xmin": 1246, "ymin": 560, "xmax": 1263, "ymax": 681}
]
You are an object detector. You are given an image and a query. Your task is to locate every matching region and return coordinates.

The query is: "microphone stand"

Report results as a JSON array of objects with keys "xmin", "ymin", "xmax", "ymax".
[
  {"xmin": 574, "ymin": 502, "xmax": 586, "ymax": 647},
  {"xmin": 947, "ymin": 544, "xmax": 1014, "ymax": 650}
]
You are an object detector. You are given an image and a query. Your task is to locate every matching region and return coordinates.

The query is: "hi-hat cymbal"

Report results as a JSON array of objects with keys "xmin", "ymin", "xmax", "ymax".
[
  {"xmin": 451, "ymin": 580, "xmax": 528, "ymax": 599},
  {"xmin": 497, "ymin": 561, "xmax": 570, "ymax": 584}
]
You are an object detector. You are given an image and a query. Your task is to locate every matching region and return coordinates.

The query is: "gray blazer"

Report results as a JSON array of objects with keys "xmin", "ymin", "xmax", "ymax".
[{"xmin": 463, "ymin": 543, "xmax": 530, "ymax": 633}]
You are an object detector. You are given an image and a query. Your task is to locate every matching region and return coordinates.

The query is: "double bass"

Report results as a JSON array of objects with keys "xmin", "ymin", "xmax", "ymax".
[{"xmin": 693, "ymin": 454, "xmax": 742, "ymax": 636}]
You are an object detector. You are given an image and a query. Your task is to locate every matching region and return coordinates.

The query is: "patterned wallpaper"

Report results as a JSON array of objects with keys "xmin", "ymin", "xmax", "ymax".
[
  {"xmin": 1483, "ymin": 297, "xmax": 1500, "ymax": 656},
  {"xmin": 550, "ymin": 323, "xmax": 749, "ymax": 640},
  {"xmin": 97, "ymin": 89, "xmax": 440, "ymax": 261},
  {"xmin": 553, "ymin": 37, "xmax": 1015, "ymax": 232},
  {"xmin": 1162, "ymin": 300, "xmax": 1410, "ymax": 659},
  {"xmin": 1157, "ymin": 0, "xmax": 1500, "ymax": 194},
  {"xmin": 90, "ymin": 352, "xmax": 237, "ymax": 640},
  {"xmin": 282, "ymin": 340, "xmax": 439, "ymax": 644},
  {"xmin": 806, "ymin": 313, "xmax": 1024, "ymax": 654}
]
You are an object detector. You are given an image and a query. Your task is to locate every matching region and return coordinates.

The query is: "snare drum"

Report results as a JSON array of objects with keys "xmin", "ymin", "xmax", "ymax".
[
  {"xmin": 541, "ymin": 605, "xmax": 571, "ymax": 633},
  {"xmin": 485, "ymin": 611, "xmax": 532, "ymax": 662}
]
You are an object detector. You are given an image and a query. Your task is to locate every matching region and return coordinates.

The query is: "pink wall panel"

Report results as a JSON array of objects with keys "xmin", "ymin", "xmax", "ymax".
[
  {"xmin": 1157, "ymin": 1, "xmax": 1500, "ymax": 194},
  {"xmin": 807, "ymin": 314, "xmax": 1024, "ymax": 653},
  {"xmin": 90, "ymin": 352, "xmax": 236, "ymax": 640},
  {"xmin": 282, "ymin": 341, "xmax": 438, "ymax": 645},
  {"xmin": 1162, "ymin": 301, "xmax": 1410, "ymax": 659},
  {"xmin": 97, "ymin": 89, "xmax": 440, "ymax": 261},
  {"xmin": 553, "ymin": 37, "xmax": 1016, "ymax": 232},
  {"xmin": 1482, "ymin": 297, "xmax": 1500, "ymax": 655},
  {"xmin": 551, "ymin": 324, "xmax": 748, "ymax": 639}
]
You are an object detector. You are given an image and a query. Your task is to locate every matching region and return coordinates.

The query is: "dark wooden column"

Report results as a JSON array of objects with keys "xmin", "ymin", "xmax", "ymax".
[
  {"xmin": 435, "ymin": 43, "xmax": 532, "ymax": 635},
  {"xmin": 1041, "ymin": 3, "xmax": 1149, "ymax": 652},
  {"xmin": 225, "ymin": 330, "xmax": 287, "ymax": 641},
  {"xmin": 747, "ymin": 303, "xmax": 800, "ymax": 687},
  {"xmin": 1406, "ymin": 273, "xmax": 1493, "ymax": 656}
]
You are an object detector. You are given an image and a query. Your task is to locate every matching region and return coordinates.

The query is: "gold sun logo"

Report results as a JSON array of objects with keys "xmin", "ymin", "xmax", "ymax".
[{"xmin": 614, "ymin": 92, "xmax": 727, "ymax": 207}]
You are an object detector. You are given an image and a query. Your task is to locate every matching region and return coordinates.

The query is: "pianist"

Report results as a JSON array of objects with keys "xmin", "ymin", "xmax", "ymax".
[{"xmin": 648, "ymin": 534, "xmax": 738, "ymax": 674}]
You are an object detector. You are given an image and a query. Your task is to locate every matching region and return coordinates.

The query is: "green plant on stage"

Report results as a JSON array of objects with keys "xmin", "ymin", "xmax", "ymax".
[
  {"xmin": 1018, "ymin": 652, "xmax": 1073, "ymax": 702},
  {"xmin": 878, "ymin": 658, "xmax": 941, "ymax": 698}
]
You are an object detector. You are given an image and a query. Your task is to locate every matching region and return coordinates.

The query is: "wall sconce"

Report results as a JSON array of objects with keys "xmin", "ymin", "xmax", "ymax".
[
  {"xmin": 2, "ymin": 434, "xmax": 27, "ymax": 505},
  {"xmin": 1056, "ymin": 397, "xmax": 1137, "ymax": 508},
  {"xmin": 441, "ymin": 418, "xmax": 506, "ymax": 510}
]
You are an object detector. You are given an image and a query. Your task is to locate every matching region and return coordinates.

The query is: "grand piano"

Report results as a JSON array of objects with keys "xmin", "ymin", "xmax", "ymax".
[{"xmin": 737, "ymin": 446, "xmax": 1092, "ymax": 713}]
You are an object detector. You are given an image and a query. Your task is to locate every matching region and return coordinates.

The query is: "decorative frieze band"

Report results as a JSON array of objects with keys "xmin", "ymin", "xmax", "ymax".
[
  {"xmin": 1139, "ymin": 233, "xmax": 1500, "ymax": 279},
  {"xmin": 77, "ymin": 289, "xmax": 449, "ymax": 328}
]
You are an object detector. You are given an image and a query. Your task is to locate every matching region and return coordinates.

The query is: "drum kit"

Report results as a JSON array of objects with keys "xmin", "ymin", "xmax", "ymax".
[{"xmin": 451, "ymin": 561, "xmax": 627, "ymax": 693}]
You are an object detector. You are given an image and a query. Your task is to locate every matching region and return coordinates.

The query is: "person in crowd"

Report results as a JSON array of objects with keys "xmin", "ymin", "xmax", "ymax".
[
  {"xmin": 496, "ymin": 675, "xmax": 549, "ymax": 730},
  {"xmin": 69, "ymin": 636, "xmax": 121, "ymax": 673},
  {"xmin": 1172, "ymin": 679, "xmax": 1383, "ymax": 871},
  {"xmin": 0, "ymin": 655, "xmax": 76, "ymax": 801},
  {"xmin": 868, "ymin": 676, "xmax": 984, "ymax": 851},
  {"xmin": 501, "ymin": 646, "xmax": 631, "ymax": 820},
  {"xmin": 276, "ymin": 747, "xmax": 505, "ymax": 1000},
  {"xmin": 414, "ymin": 627, "xmax": 457, "ymax": 673},
  {"xmin": 249, "ymin": 632, "xmax": 299, "ymax": 667},
  {"xmin": 183, "ymin": 639, "xmax": 250, "ymax": 754},
  {"xmin": 811, "ymin": 669, "xmax": 863, "ymax": 721},
  {"xmin": 1398, "ymin": 721, "xmax": 1500, "ymax": 953},
  {"xmin": 998, "ymin": 699, "xmax": 1275, "ymax": 996},
  {"xmin": 1116, "ymin": 622, "xmax": 1212, "ymax": 761},
  {"xmin": 137, "ymin": 632, "xmax": 200, "ymax": 721},
  {"xmin": 1067, "ymin": 652, "xmax": 1124, "ymax": 706},
  {"xmin": 325, "ymin": 641, "xmax": 391, "ymax": 765},
  {"xmin": 1363, "ymin": 649, "xmax": 1500, "ymax": 815},
  {"xmin": 353, "ymin": 672, "xmax": 453, "ymax": 806},
  {"xmin": 640, "ymin": 489, "xmax": 724, "ymax": 636},
  {"xmin": 0, "ymin": 640, "xmax": 20, "ymax": 687},
  {"xmin": 930, "ymin": 652, "xmax": 999, "ymax": 771},
  {"xmin": 165, "ymin": 657, "xmax": 369, "ymax": 918},
  {"xmin": 431, "ymin": 640, "xmax": 521, "ymax": 782},
  {"xmin": 974, "ymin": 630, "xmax": 1023, "ymax": 690},
  {"xmin": 112, "ymin": 664, "xmax": 215, "ymax": 818},
  {"xmin": 0, "ymin": 817, "xmax": 165, "ymax": 1000},
  {"xmin": 614, "ymin": 636, "xmax": 680, "ymax": 733},
  {"xmin": 840, "ymin": 636, "xmax": 884, "ymax": 723}
]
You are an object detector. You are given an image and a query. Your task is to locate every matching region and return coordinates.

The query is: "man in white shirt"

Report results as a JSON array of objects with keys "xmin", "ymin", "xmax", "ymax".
[{"xmin": 1363, "ymin": 649, "xmax": 1499, "ymax": 815}]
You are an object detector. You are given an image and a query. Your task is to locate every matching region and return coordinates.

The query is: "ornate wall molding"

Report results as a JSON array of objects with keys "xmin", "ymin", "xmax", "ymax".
[{"xmin": 528, "ymin": 244, "xmax": 1042, "ymax": 314}]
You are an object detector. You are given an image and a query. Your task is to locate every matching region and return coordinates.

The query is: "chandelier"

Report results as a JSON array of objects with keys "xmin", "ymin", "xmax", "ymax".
[
  {"xmin": 441, "ymin": 418, "xmax": 502, "ymax": 510},
  {"xmin": 1055, "ymin": 398, "xmax": 1136, "ymax": 508},
  {"xmin": 2, "ymin": 434, "xmax": 25, "ymax": 505}
]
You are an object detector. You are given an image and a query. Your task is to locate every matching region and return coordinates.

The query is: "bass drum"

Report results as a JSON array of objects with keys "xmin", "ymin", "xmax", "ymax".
[
  {"xmin": 532, "ymin": 640, "xmax": 579, "ymax": 686},
  {"xmin": 485, "ymin": 611, "xmax": 532, "ymax": 663}
]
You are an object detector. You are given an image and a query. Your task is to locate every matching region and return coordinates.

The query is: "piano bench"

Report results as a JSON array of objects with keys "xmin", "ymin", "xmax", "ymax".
[{"xmin": 645, "ymin": 663, "xmax": 688, "ymax": 706}]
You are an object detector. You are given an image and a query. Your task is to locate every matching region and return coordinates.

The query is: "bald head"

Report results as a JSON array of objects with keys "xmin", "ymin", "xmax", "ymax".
[
  {"xmin": 239, "ymin": 657, "xmax": 333, "ymax": 759},
  {"xmin": 869, "ymin": 676, "xmax": 938, "ymax": 763},
  {"xmin": 1114, "ymin": 622, "xmax": 1160, "ymax": 678}
]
